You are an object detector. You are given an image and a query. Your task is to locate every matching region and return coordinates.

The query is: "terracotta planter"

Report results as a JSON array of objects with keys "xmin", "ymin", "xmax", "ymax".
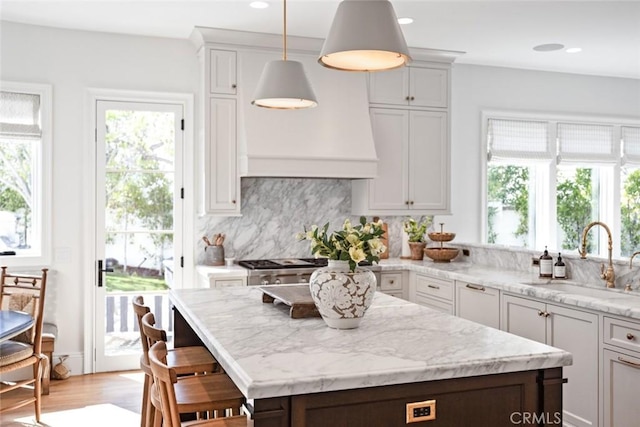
[{"xmin": 409, "ymin": 242, "xmax": 426, "ymax": 260}]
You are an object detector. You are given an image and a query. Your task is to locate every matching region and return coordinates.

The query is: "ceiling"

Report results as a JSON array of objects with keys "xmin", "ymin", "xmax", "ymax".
[{"xmin": 1, "ymin": 1, "xmax": 639, "ymax": 79}]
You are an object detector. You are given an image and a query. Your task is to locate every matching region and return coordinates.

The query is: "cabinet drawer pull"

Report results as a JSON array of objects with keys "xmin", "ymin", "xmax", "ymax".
[
  {"xmin": 627, "ymin": 333, "xmax": 636, "ymax": 341},
  {"xmin": 427, "ymin": 284, "xmax": 440, "ymax": 290},
  {"xmin": 389, "ymin": 280, "xmax": 395, "ymax": 284},
  {"xmin": 618, "ymin": 356, "xmax": 640, "ymax": 368},
  {"xmin": 466, "ymin": 284, "xmax": 485, "ymax": 292}
]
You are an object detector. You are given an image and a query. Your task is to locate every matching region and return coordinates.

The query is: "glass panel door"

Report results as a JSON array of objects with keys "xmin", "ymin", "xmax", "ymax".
[{"xmin": 95, "ymin": 100, "xmax": 182, "ymax": 372}]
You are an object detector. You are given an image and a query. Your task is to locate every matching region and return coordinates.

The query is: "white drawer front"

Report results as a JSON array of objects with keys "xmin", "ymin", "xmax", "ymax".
[
  {"xmin": 604, "ymin": 316, "xmax": 640, "ymax": 354},
  {"xmin": 380, "ymin": 273, "xmax": 402, "ymax": 291},
  {"xmin": 212, "ymin": 278, "xmax": 245, "ymax": 288},
  {"xmin": 415, "ymin": 274, "xmax": 453, "ymax": 302},
  {"xmin": 414, "ymin": 294, "xmax": 454, "ymax": 314}
]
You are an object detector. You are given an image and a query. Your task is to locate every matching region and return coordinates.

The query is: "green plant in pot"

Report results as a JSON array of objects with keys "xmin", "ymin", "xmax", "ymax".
[{"xmin": 403, "ymin": 217, "xmax": 431, "ymax": 260}]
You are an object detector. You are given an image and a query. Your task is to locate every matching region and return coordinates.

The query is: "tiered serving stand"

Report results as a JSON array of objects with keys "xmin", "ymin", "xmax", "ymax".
[{"xmin": 424, "ymin": 223, "xmax": 460, "ymax": 263}]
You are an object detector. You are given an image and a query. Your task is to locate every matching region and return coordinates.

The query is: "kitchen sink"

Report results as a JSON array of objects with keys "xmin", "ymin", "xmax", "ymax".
[{"xmin": 529, "ymin": 283, "xmax": 635, "ymax": 299}]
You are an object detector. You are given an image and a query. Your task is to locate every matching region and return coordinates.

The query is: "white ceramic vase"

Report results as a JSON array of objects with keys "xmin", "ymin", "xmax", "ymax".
[{"xmin": 309, "ymin": 260, "xmax": 376, "ymax": 329}]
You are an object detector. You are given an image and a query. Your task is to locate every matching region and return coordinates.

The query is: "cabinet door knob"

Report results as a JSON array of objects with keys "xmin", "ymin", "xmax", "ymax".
[
  {"xmin": 231, "ymin": 83, "xmax": 237, "ymax": 89},
  {"xmin": 405, "ymin": 95, "xmax": 410, "ymax": 101},
  {"xmin": 232, "ymin": 199, "xmax": 237, "ymax": 204},
  {"xmin": 627, "ymin": 333, "xmax": 636, "ymax": 340},
  {"xmin": 538, "ymin": 310, "xmax": 545, "ymax": 317},
  {"xmin": 405, "ymin": 200, "xmax": 410, "ymax": 205},
  {"xmin": 410, "ymin": 96, "xmax": 415, "ymax": 101},
  {"xmin": 410, "ymin": 200, "xmax": 414, "ymax": 205}
]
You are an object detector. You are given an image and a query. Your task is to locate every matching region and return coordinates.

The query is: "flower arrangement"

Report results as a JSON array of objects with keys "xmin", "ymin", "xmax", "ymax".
[
  {"xmin": 296, "ymin": 216, "xmax": 387, "ymax": 272},
  {"xmin": 403, "ymin": 216, "xmax": 431, "ymax": 243}
]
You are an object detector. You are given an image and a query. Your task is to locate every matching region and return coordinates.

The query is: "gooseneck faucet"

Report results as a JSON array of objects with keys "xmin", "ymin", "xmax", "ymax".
[
  {"xmin": 579, "ymin": 221, "xmax": 615, "ymax": 288},
  {"xmin": 627, "ymin": 251, "xmax": 640, "ymax": 291}
]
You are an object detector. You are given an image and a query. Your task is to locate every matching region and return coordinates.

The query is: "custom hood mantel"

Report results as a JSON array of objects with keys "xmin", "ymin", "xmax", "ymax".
[{"xmin": 237, "ymin": 50, "xmax": 377, "ymax": 179}]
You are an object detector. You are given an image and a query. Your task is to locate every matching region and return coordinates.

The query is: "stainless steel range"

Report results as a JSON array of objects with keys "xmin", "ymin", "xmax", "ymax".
[{"xmin": 238, "ymin": 258, "xmax": 381, "ymax": 286}]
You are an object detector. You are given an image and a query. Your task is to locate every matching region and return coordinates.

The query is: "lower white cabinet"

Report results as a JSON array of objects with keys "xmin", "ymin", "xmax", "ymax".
[
  {"xmin": 502, "ymin": 294, "xmax": 599, "ymax": 427},
  {"xmin": 411, "ymin": 273, "xmax": 453, "ymax": 314},
  {"xmin": 455, "ymin": 281, "xmax": 500, "ymax": 329},
  {"xmin": 379, "ymin": 272, "xmax": 405, "ymax": 299},
  {"xmin": 602, "ymin": 316, "xmax": 640, "ymax": 427}
]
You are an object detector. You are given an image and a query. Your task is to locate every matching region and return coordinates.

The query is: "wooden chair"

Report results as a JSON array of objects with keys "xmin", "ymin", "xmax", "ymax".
[
  {"xmin": 133, "ymin": 296, "xmax": 219, "ymax": 427},
  {"xmin": 149, "ymin": 341, "xmax": 250, "ymax": 427},
  {"xmin": 0, "ymin": 266, "xmax": 48, "ymax": 423}
]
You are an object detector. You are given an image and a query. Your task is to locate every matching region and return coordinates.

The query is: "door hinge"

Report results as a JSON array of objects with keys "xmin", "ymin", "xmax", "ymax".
[
  {"xmin": 95, "ymin": 128, "xmax": 97, "ymax": 142},
  {"xmin": 181, "ymin": 119, "xmax": 185, "ymax": 131},
  {"xmin": 180, "ymin": 187, "xmax": 184, "ymax": 199},
  {"xmin": 180, "ymin": 256, "xmax": 184, "ymax": 268}
]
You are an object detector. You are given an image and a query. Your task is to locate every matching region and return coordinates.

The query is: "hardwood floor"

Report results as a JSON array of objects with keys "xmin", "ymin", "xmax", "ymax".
[{"xmin": 0, "ymin": 370, "xmax": 143, "ymax": 427}]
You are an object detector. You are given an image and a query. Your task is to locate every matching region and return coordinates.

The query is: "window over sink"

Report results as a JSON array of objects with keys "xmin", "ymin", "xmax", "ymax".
[
  {"xmin": 483, "ymin": 111, "xmax": 640, "ymax": 258},
  {"xmin": 0, "ymin": 82, "xmax": 52, "ymax": 265}
]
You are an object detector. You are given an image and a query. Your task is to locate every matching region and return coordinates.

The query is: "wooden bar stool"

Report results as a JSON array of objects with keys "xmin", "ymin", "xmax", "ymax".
[
  {"xmin": 133, "ymin": 296, "xmax": 218, "ymax": 427},
  {"xmin": 149, "ymin": 341, "xmax": 249, "ymax": 427}
]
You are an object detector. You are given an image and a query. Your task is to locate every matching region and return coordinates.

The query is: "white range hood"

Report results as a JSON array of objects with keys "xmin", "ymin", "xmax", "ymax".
[{"xmin": 237, "ymin": 50, "xmax": 377, "ymax": 178}]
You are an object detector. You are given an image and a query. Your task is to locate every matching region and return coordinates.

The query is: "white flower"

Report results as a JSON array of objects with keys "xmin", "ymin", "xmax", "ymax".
[
  {"xmin": 343, "ymin": 218, "xmax": 352, "ymax": 231},
  {"xmin": 294, "ymin": 232, "xmax": 306, "ymax": 240},
  {"xmin": 346, "ymin": 233, "xmax": 360, "ymax": 246},
  {"xmin": 349, "ymin": 247, "xmax": 366, "ymax": 263},
  {"xmin": 368, "ymin": 238, "xmax": 385, "ymax": 256}
]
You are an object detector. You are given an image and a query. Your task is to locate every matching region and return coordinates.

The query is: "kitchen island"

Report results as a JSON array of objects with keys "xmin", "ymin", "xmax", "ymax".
[{"xmin": 170, "ymin": 285, "xmax": 572, "ymax": 426}]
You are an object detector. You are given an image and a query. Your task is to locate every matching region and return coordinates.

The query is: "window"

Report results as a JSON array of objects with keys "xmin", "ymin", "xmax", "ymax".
[
  {"xmin": 0, "ymin": 82, "xmax": 52, "ymax": 264},
  {"xmin": 484, "ymin": 112, "xmax": 637, "ymax": 258}
]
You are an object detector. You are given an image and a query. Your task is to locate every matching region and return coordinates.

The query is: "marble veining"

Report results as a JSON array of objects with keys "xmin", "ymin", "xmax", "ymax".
[
  {"xmin": 170, "ymin": 286, "xmax": 571, "ymax": 399},
  {"xmin": 197, "ymin": 177, "xmax": 427, "ymax": 264},
  {"xmin": 377, "ymin": 258, "xmax": 640, "ymax": 320}
]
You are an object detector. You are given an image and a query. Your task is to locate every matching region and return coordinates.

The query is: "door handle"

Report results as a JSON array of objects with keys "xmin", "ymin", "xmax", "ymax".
[{"xmin": 97, "ymin": 259, "xmax": 114, "ymax": 288}]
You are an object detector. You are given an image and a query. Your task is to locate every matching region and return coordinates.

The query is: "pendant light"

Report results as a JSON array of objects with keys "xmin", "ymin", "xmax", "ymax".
[
  {"xmin": 252, "ymin": 0, "xmax": 317, "ymax": 109},
  {"xmin": 319, "ymin": 0, "xmax": 411, "ymax": 72}
]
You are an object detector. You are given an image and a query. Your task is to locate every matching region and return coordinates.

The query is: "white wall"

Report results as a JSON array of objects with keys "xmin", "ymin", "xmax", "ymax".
[
  {"xmin": 442, "ymin": 64, "xmax": 640, "ymax": 243},
  {"xmin": 0, "ymin": 21, "xmax": 198, "ymax": 373}
]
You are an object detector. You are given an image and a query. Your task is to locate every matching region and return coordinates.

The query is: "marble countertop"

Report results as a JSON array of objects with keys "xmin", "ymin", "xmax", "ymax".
[
  {"xmin": 375, "ymin": 259, "xmax": 640, "ymax": 320},
  {"xmin": 170, "ymin": 286, "xmax": 571, "ymax": 400}
]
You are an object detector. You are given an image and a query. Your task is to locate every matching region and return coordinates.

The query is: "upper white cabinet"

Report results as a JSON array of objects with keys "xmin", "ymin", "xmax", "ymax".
[
  {"xmin": 200, "ymin": 48, "xmax": 240, "ymax": 215},
  {"xmin": 209, "ymin": 49, "xmax": 237, "ymax": 95},
  {"xmin": 502, "ymin": 294, "xmax": 599, "ymax": 427},
  {"xmin": 352, "ymin": 61, "xmax": 451, "ymax": 216},
  {"xmin": 352, "ymin": 108, "xmax": 449, "ymax": 214},
  {"xmin": 368, "ymin": 66, "xmax": 449, "ymax": 108}
]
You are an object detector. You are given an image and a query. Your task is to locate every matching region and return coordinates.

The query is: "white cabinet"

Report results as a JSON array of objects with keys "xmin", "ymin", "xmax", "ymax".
[
  {"xmin": 368, "ymin": 66, "xmax": 448, "ymax": 108},
  {"xmin": 200, "ymin": 48, "xmax": 240, "ymax": 215},
  {"xmin": 379, "ymin": 272, "xmax": 405, "ymax": 299},
  {"xmin": 455, "ymin": 281, "xmax": 500, "ymax": 329},
  {"xmin": 602, "ymin": 316, "xmax": 640, "ymax": 427},
  {"xmin": 196, "ymin": 265, "xmax": 247, "ymax": 288},
  {"xmin": 208, "ymin": 49, "xmax": 237, "ymax": 95},
  {"xmin": 502, "ymin": 294, "xmax": 599, "ymax": 427},
  {"xmin": 352, "ymin": 108, "xmax": 449, "ymax": 215},
  {"xmin": 411, "ymin": 273, "xmax": 454, "ymax": 314}
]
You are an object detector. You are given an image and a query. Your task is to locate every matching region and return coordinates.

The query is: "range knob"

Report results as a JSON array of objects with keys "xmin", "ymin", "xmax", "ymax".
[
  {"xmin": 261, "ymin": 279, "xmax": 270, "ymax": 286},
  {"xmin": 274, "ymin": 279, "xmax": 282, "ymax": 285}
]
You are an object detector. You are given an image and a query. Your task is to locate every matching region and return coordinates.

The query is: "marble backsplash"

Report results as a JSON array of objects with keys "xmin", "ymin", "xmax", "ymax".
[
  {"xmin": 455, "ymin": 242, "xmax": 640, "ymax": 289},
  {"xmin": 197, "ymin": 178, "xmax": 640, "ymax": 290},
  {"xmin": 196, "ymin": 177, "xmax": 425, "ymax": 264}
]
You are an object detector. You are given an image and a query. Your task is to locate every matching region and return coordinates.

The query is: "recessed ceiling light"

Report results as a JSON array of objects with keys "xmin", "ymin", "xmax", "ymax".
[
  {"xmin": 533, "ymin": 43, "xmax": 565, "ymax": 52},
  {"xmin": 566, "ymin": 47, "xmax": 582, "ymax": 54},
  {"xmin": 250, "ymin": 1, "xmax": 269, "ymax": 9},
  {"xmin": 397, "ymin": 17, "xmax": 414, "ymax": 25}
]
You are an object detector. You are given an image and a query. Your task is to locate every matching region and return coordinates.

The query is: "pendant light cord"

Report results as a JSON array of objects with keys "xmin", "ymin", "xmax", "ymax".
[{"xmin": 283, "ymin": 0, "xmax": 287, "ymax": 61}]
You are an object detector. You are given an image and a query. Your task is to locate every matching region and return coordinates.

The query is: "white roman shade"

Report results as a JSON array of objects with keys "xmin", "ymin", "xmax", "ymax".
[
  {"xmin": 0, "ymin": 91, "xmax": 42, "ymax": 139},
  {"xmin": 622, "ymin": 126, "xmax": 640, "ymax": 164},
  {"xmin": 487, "ymin": 118, "xmax": 551, "ymax": 160},
  {"xmin": 557, "ymin": 122, "xmax": 616, "ymax": 163}
]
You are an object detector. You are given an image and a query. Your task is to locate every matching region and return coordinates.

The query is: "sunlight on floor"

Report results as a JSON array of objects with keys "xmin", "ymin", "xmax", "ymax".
[
  {"xmin": 13, "ymin": 403, "xmax": 139, "ymax": 427},
  {"xmin": 118, "ymin": 371, "xmax": 145, "ymax": 384}
]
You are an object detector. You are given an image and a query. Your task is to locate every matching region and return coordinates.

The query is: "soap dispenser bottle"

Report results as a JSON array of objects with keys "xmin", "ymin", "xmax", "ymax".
[
  {"xmin": 539, "ymin": 246, "xmax": 553, "ymax": 278},
  {"xmin": 554, "ymin": 253, "xmax": 566, "ymax": 279}
]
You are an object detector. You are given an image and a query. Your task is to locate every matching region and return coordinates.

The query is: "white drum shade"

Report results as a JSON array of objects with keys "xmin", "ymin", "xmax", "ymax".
[
  {"xmin": 319, "ymin": 0, "xmax": 411, "ymax": 71},
  {"xmin": 252, "ymin": 60, "xmax": 318, "ymax": 109}
]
